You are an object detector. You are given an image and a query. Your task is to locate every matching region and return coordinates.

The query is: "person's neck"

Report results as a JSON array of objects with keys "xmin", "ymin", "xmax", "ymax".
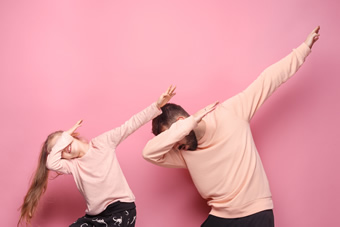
[{"xmin": 193, "ymin": 120, "xmax": 206, "ymax": 141}]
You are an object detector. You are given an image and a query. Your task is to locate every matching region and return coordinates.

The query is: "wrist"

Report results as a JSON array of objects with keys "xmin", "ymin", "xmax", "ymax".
[
  {"xmin": 156, "ymin": 102, "xmax": 161, "ymax": 110},
  {"xmin": 304, "ymin": 41, "xmax": 312, "ymax": 49}
]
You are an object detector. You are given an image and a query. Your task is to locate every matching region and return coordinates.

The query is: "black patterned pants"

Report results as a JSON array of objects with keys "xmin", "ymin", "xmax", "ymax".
[{"xmin": 70, "ymin": 201, "xmax": 136, "ymax": 227}]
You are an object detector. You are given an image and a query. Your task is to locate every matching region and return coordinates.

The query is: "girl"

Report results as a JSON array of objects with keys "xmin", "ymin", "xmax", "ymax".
[{"xmin": 18, "ymin": 85, "xmax": 176, "ymax": 227}]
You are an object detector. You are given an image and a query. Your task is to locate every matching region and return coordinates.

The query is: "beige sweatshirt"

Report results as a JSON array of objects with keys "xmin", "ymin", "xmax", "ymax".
[{"xmin": 143, "ymin": 43, "xmax": 311, "ymax": 218}]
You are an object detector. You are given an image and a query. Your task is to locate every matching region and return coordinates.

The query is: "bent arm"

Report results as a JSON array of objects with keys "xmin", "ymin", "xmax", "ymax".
[
  {"xmin": 143, "ymin": 116, "xmax": 198, "ymax": 168},
  {"xmin": 46, "ymin": 132, "xmax": 73, "ymax": 174}
]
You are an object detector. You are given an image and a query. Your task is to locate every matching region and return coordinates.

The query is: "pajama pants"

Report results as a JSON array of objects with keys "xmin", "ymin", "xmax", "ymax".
[
  {"xmin": 70, "ymin": 201, "xmax": 136, "ymax": 227},
  {"xmin": 201, "ymin": 209, "xmax": 274, "ymax": 227}
]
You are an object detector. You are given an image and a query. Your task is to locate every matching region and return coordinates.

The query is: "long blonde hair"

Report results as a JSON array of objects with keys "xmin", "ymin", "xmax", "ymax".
[{"xmin": 18, "ymin": 131, "xmax": 62, "ymax": 226}]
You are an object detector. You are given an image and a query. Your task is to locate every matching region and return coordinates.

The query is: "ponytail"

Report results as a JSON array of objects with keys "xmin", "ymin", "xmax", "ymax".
[{"xmin": 18, "ymin": 131, "xmax": 62, "ymax": 226}]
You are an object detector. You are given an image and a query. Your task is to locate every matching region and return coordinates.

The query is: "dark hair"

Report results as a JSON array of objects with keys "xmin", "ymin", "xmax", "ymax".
[{"xmin": 152, "ymin": 103, "xmax": 189, "ymax": 135}]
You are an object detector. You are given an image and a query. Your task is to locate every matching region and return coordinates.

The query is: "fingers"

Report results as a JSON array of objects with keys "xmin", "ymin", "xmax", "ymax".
[
  {"xmin": 157, "ymin": 85, "xmax": 177, "ymax": 108},
  {"xmin": 167, "ymin": 85, "xmax": 176, "ymax": 97},
  {"xmin": 164, "ymin": 85, "xmax": 176, "ymax": 99},
  {"xmin": 211, "ymin": 101, "xmax": 219, "ymax": 108},
  {"xmin": 76, "ymin": 120, "xmax": 83, "ymax": 127},
  {"xmin": 166, "ymin": 85, "xmax": 172, "ymax": 94},
  {"xmin": 204, "ymin": 101, "xmax": 219, "ymax": 114},
  {"xmin": 313, "ymin": 26, "xmax": 320, "ymax": 37},
  {"xmin": 313, "ymin": 25, "xmax": 320, "ymax": 34},
  {"xmin": 305, "ymin": 26, "xmax": 320, "ymax": 49},
  {"xmin": 66, "ymin": 120, "xmax": 83, "ymax": 134},
  {"xmin": 205, "ymin": 101, "xmax": 219, "ymax": 110},
  {"xmin": 73, "ymin": 120, "xmax": 83, "ymax": 131},
  {"xmin": 312, "ymin": 26, "xmax": 320, "ymax": 39},
  {"xmin": 193, "ymin": 101, "xmax": 219, "ymax": 123},
  {"xmin": 312, "ymin": 32, "xmax": 320, "ymax": 44}
]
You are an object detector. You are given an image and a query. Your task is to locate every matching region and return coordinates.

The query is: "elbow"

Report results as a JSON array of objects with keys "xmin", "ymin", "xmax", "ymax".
[
  {"xmin": 142, "ymin": 148, "xmax": 161, "ymax": 165},
  {"xmin": 46, "ymin": 159, "xmax": 61, "ymax": 172},
  {"xmin": 142, "ymin": 149, "xmax": 153, "ymax": 162},
  {"xmin": 142, "ymin": 141, "xmax": 154, "ymax": 162},
  {"xmin": 45, "ymin": 158, "xmax": 53, "ymax": 170},
  {"xmin": 46, "ymin": 161, "xmax": 56, "ymax": 171}
]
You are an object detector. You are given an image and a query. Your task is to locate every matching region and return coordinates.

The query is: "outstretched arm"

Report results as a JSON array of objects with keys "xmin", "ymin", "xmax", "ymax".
[
  {"xmin": 228, "ymin": 26, "xmax": 320, "ymax": 121},
  {"xmin": 97, "ymin": 85, "xmax": 176, "ymax": 147}
]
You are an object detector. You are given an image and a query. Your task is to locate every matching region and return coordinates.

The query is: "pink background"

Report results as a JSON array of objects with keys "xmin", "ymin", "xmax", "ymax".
[{"xmin": 1, "ymin": 0, "xmax": 339, "ymax": 226}]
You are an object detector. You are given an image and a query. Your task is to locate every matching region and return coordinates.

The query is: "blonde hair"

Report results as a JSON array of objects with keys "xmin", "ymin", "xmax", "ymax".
[{"xmin": 18, "ymin": 131, "xmax": 62, "ymax": 226}]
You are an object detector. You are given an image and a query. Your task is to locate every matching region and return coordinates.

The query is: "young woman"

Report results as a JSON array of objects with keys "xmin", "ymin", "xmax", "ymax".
[{"xmin": 18, "ymin": 85, "xmax": 176, "ymax": 227}]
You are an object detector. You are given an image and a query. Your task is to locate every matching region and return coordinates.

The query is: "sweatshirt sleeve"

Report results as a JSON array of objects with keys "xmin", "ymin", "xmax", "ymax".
[
  {"xmin": 225, "ymin": 43, "xmax": 311, "ymax": 121},
  {"xmin": 46, "ymin": 132, "xmax": 73, "ymax": 174},
  {"xmin": 93, "ymin": 102, "xmax": 162, "ymax": 148},
  {"xmin": 143, "ymin": 116, "xmax": 198, "ymax": 168}
]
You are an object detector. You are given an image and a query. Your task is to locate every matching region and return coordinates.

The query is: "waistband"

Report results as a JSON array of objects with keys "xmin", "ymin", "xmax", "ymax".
[{"xmin": 86, "ymin": 201, "xmax": 136, "ymax": 218}]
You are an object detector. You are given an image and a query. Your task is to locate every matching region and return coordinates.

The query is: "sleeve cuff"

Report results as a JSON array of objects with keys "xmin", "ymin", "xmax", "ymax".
[
  {"xmin": 51, "ymin": 132, "xmax": 73, "ymax": 153},
  {"xmin": 152, "ymin": 102, "xmax": 163, "ymax": 115},
  {"xmin": 296, "ymin": 42, "xmax": 312, "ymax": 59}
]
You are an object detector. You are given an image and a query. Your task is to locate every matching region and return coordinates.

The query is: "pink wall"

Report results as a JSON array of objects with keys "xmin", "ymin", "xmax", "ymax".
[{"xmin": 1, "ymin": 0, "xmax": 339, "ymax": 226}]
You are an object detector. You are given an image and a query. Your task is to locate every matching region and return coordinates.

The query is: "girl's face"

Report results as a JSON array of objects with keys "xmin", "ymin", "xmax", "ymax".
[
  {"xmin": 61, "ymin": 139, "xmax": 82, "ymax": 160},
  {"xmin": 49, "ymin": 133, "xmax": 87, "ymax": 160}
]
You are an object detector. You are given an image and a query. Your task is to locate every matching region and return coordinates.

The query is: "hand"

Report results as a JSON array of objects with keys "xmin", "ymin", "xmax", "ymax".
[
  {"xmin": 66, "ymin": 120, "xmax": 83, "ymax": 135},
  {"xmin": 304, "ymin": 26, "xmax": 320, "ymax": 49},
  {"xmin": 193, "ymin": 101, "xmax": 219, "ymax": 123},
  {"xmin": 156, "ymin": 85, "xmax": 176, "ymax": 109}
]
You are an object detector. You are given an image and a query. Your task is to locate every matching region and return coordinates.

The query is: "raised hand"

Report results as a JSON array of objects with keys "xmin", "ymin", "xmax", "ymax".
[
  {"xmin": 193, "ymin": 101, "xmax": 219, "ymax": 123},
  {"xmin": 66, "ymin": 120, "xmax": 83, "ymax": 135},
  {"xmin": 304, "ymin": 26, "xmax": 320, "ymax": 49},
  {"xmin": 156, "ymin": 85, "xmax": 177, "ymax": 109}
]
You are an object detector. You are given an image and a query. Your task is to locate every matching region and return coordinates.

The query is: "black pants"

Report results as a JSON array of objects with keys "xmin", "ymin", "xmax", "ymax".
[
  {"xmin": 201, "ymin": 209, "xmax": 274, "ymax": 227},
  {"xmin": 70, "ymin": 201, "xmax": 136, "ymax": 227}
]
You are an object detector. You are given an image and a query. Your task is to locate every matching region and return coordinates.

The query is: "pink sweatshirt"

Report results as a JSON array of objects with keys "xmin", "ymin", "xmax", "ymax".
[
  {"xmin": 46, "ymin": 102, "xmax": 161, "ymax": 215},
  {"xmin": 143, "ymin": 43, "xmax": 311, "ymax": 218}
]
